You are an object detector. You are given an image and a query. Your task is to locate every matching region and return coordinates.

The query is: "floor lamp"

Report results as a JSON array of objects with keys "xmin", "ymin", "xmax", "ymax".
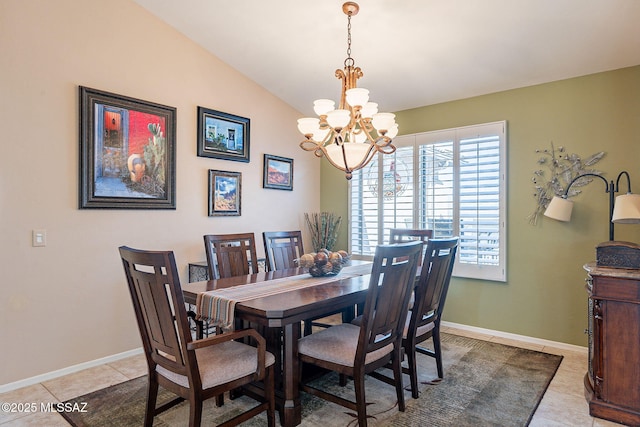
[{"xmin": 544, "ymin": 171, "xmax": 640, "ymax": 241}]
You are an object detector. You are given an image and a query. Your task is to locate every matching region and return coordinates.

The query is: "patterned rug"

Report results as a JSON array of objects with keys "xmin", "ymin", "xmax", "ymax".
[{"xmin": 61, "ymin": 333, "xmax": 562, "ymax": 426}]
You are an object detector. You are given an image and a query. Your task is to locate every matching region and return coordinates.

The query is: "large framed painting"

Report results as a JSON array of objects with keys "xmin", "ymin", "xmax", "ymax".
[
  {"xmin": 79, "ymin": 86, "xmax": 176, "ymax": 209},
  {"xmin": 208, "ymin": 170, "xmax": 241, "ymax": 216},
  {"xmin": 263, "ymin": 154, "xmax": 293, "ymax": 191},
  {"xmin": 197, "ymin": 107, "xmax": 250, "ymax": 162}
]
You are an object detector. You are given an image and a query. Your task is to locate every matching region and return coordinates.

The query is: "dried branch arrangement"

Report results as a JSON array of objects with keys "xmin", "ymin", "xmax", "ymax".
[
  {"xmin": 528, "ymin": 143, "xmax": 605, "ymax": 225},
  {"xmin": 304, "ymin": 212, "xmax": 343, "ymax": 252}
]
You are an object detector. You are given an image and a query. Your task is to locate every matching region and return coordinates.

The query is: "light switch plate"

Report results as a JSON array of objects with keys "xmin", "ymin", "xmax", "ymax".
[{"xmin": 32, "ymin": 229, "xmax": 46, "ymax": 247}]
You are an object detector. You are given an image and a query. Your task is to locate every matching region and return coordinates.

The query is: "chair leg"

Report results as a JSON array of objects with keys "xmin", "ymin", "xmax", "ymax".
[
  {"xmin": 265, "ymin": 364, "xmax": 276, "ymax": 427},
  {"xmin": 433, "ymin": 328, "xmax": 444, "ymax": 378},
  {"xmin": 303, "ymin": 320, "xmax": 312, "ymax": 336},
  {"xmin": 188, "ymin": 397, "xmax": 203, "ymax": 427},
  {"xmin": 406, "ymin": 343, "xmax": 419, "ymax": 399},
  {"xmin": 353, "ymin": 369, "xmax": 368, "ymax": 427},
  {"xmin": 144, "ymin": 376, "xmax": 159, "ymax": 427},
  {"xmin": 339, "ymin": 373, "xmax": 348, "ymax": 386},
  {"xmin": 391, "ymin": 348, "xmax": 406, "ymax": 412}
]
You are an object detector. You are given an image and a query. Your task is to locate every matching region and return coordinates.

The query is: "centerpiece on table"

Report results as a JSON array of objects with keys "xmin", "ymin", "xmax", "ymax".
[{"xmin": 297, "ymin": 249, "xmax": 350, "ymax": 277}]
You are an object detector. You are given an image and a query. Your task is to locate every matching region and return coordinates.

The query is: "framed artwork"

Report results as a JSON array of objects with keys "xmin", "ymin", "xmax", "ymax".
[
  {"xmin": 208, "ymin": 170, "xmax": 241, "ymax": 216},
  {"xmin": 197, "ymin": 107, "xmax": 250, "ymax": 162},
  {"xmin": 263, "ymin": 154, "xmax": 293, "ymax": 191},
  {"xmin": 79, "ymin": 86, "xmax": 176, "ymax": 209}
]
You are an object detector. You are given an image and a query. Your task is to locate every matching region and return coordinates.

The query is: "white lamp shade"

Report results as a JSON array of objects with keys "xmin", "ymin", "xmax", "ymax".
[
  {"xmin": 372, "ymin": 112, "xmax": 396, "ymax": 132},
  {"xmin": 360, "ymin": 102, "xmax": 378, "ymax": 119},
  {"xmin": 313, "ymin": 99, "xmax": 335, "ymax": 116},
  {"xmin": 325, "ymin": 142, "xmax": 372, "ymax": 170},
  {"xmin": 326, "ymin": 109, "xmax": 351, "ymax": 129},
  {"xmin": 544, "ymin": 196, "xmax": 574, "ymax": 222},
  {"xmin": 297, "ymin": 118, "xmax": 320, "ymax": 136},
  {"xmin": 312, "ymin": 127, "xmax": 331, "ymax": 143},
  {"xmin": 612, "ymin": 193, "xmax": 640, "ymax": 223},
  {"xmin": 385, "ymin": 124, "xmax": 399, "ymax": 139},
  {"xmin": 345, "ymin": 88, "xmax": 370, "ymax": 107},
  {"xmin": 354, "ymin": 131, "xmax": 367, "ymax": 143}
]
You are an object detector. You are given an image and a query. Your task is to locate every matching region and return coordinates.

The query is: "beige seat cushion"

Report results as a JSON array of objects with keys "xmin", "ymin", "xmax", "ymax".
[
  {"xmin": 403, "ymin": 310, "xmax": 435, "ymax": 339},
  {"xmin": 157, "ymin": 340, "xmax": 275, "ymax": 390},
  {"xmin": 298, "ymin": 323, "xmax": 393, "ymax": 367}
]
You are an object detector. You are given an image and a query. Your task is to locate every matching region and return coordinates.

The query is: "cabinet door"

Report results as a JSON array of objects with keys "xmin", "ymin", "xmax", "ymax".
[{"xmin": 601, "ymin": 299, "xmax": 640, "ymax": 408}]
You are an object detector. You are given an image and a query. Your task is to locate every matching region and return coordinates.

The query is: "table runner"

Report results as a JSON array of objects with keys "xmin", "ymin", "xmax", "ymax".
[{"xmin": 195, "ymin": 263, "xmax": 372, "ymax": 330}]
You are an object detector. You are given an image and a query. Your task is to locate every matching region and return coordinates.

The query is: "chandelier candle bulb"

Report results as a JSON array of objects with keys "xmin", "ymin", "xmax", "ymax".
[
  {"xmin": 313, "ymin": 99, "xmax": 335, "ymax": 116},
  {"xmin": 345, "ymin": 88, "xmax": 370, "ymax": 107},
  {"xmin": 386, "ymin": 124, "xmax": 399, "ymax": 138},
  {"xmin": 326, "ymin": 109, "xmax": 351, "ymax": 129},
  {"xmin": 297, "ymin": 118, "xmax": 321, "ymax": 136},
  {"xmin": 360, "ymin": 102, "xmax": 378, "ymax": 118},
  {"xmin": 372, "ymin": 112, "xmax": 396, "ymax": 132}
]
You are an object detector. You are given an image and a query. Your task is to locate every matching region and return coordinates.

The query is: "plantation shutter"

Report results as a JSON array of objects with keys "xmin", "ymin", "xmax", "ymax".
[{"xmin": 349, "ymin": 121, "xmax": 506, "ymax": 282}]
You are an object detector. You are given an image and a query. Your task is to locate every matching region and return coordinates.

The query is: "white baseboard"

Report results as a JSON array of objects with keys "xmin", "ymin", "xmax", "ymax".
[
  {"xmin": 0, "ymin": 347, "xmax": 143, "ymax": 394},
  {"xmin": 442, "ymin": 321, "xmax": 588, "ymax": 353}
]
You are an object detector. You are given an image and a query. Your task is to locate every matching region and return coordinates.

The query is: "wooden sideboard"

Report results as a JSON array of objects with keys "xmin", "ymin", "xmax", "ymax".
[{"xmin": 583, "ymin": 263, "xmax": 640, "ymax": 426}]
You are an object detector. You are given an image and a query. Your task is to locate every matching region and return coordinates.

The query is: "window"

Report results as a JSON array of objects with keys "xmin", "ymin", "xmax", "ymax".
[{"xmin": 349, "ymin": 121, "xmax": 506, "ymax": 282}]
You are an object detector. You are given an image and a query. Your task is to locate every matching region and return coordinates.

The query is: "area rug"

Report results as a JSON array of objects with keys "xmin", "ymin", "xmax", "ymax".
[{"xmin": 61, "ymin": 333, "xmax": 562, "ymax": 426}]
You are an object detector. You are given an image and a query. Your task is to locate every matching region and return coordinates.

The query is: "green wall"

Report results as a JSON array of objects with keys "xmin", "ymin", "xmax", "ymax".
[{"xmin": 321, "ymin": 65, "xmax": 640, "ymax": 346}]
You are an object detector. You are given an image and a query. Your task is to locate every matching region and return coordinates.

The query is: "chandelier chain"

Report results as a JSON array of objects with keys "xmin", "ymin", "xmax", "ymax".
[{"xmin": 345, "ymin": 14, "xmax": 354, "ymax": 67}]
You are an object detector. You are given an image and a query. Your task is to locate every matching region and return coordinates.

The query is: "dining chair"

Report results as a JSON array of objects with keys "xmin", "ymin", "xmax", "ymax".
[
  {"xmin": 389, "ymin": 228, "xmax": 433, "ymax": 265},
  {"xmin": 369, "ymin": 237, "xmax": 459, "ymax": 399},
  {"xmin": 298, "ymin": 241, "xmax": 423, "ymax": 427},
  {"xmin": 262, "ymin": 230, "xmax": 304, "ymax": 272},
  {"xmin": 118, "ymin": 246, "xmax": 275, "ymax": 427},
  {"xmin": 203, "ymin": 233, "xmax": 259, "ymax": 279},
  {"xmin": 262, "ymin": 230, "xmax": 334, "ymax": 335}
]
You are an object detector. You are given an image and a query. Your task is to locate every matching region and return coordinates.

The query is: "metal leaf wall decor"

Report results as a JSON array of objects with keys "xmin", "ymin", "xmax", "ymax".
[{"xmin": 528, "ymin": 143, "xmax": 606, "ymax": 225}]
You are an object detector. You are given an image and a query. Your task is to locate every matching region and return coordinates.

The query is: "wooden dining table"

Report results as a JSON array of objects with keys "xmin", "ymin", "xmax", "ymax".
[{"xmin": 181, "ymin": 261, "xmax": 372, "ymax": 427}]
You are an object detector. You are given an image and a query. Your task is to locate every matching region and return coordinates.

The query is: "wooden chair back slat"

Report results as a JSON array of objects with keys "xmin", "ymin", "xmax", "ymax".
[
  {"xmin": 119, "ymin": 247, "xmax": 193, "ymax": 376},
  {"xmin": 356, "ymin": 241, "xmax": 422, "ymax": 359},
  {"xmin": 203, "ymin": 233, "xmax": 259, "ymax": 279},
  {"xmin": 263, "ymin": 231, "xmax": 304, "ymax": 271}
]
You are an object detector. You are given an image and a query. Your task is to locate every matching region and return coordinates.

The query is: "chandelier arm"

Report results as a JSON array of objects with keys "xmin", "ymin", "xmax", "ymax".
[
  {"xmin": 355, "ymin": 118, "xmax": 377, "ymax": 141},
  {"xmin": 374, "ymin": 136, "xmax": 394, "ymax": 148}
]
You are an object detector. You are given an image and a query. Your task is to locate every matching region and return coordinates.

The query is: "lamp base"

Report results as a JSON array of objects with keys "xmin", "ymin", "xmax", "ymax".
[{"xmin": 596, "ymin": 241, "xmax": 640, "ymax": 269}]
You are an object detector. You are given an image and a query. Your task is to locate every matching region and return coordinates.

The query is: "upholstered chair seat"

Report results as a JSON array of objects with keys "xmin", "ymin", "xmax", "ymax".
[
  {"xmin": 402, "ymin": 311, "xmax": 435, "ymax": 339},
  {"xmin": 157, "ymin": 340, "xmax": 275, "ymax": 389},
  {"xmin": 298, "ymin": 323, "xmax": 393, "ymax": 367}
]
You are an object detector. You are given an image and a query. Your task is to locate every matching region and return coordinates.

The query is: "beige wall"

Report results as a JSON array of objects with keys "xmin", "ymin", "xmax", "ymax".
[
  {"xmin": 323, "ymin": 66, "xmax": 640, "ymax": 346},
  {"xmin": 0, "ymin": 0, "xmax": 317, "ymax": 385}
]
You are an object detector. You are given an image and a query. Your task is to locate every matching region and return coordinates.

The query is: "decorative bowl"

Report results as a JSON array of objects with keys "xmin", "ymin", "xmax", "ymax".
[{"xmin": 297, "ymin": 249, "xmax": 350, "ymax": 277}]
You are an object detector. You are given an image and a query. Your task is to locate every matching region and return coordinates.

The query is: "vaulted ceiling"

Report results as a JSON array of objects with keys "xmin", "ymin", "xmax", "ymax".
[{"xmin": 133, "ymin": 0, "xmax": 640, "ymax": 116}]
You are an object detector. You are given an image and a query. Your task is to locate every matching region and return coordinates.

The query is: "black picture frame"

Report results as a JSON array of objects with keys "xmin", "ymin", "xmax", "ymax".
[
  {"xmin": 208, "ymin": 169, "xmax": 241, "ymax": 216},
  {"xmin": 197, "ymin": 107, "xmax": 250, "ymax": 162},
  {"xmin": 79, "ymin": 86, "xmax": 177, "ymax": 209},
  {"xmin": 263, "ymin": 154, "xmax": 294, "ymax": 191}
]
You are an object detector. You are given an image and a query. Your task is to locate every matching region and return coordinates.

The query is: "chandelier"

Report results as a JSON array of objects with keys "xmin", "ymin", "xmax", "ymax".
[{"xmin": 298, "ymin": 2, "xmax": 398, "ymax": 180}]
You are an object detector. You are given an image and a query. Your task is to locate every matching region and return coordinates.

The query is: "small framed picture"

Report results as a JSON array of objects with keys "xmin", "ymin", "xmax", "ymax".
[
  {"xmin": 197, "ymin": 107, "xmax": 250, "ymax": 162},
  {"xmin": 263, "ymin": 154, "xmax": 293, "ymax": 191},
  {"xmin": 208, "ymin": 170, "xmax": 241, "ymax": 216},
  {"xmin": 79, "ymin": 86, "xmax": 177, "ymax": 209}
]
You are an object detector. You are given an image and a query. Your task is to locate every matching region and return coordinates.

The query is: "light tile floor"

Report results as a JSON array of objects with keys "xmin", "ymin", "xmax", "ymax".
[{"xmin": 0, "ymin": 327, "xmax": 627, "ymax": 426}]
